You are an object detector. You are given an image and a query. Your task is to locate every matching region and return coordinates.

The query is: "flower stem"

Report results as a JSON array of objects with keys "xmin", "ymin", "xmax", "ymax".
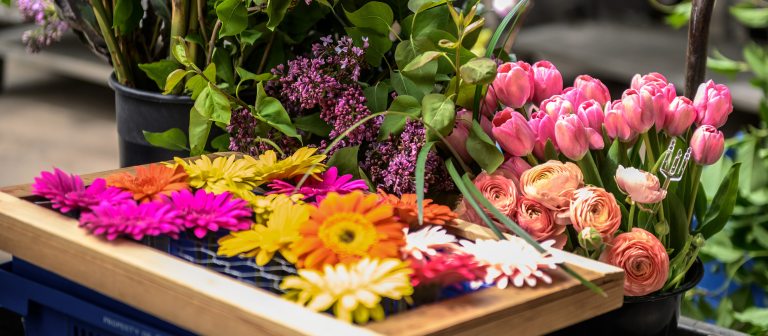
[
  {"xmin": 686, "ymin": 164, "xmax": 703, "ymax": 228},
  {"xmin": 89, "ymin": 0, "xmax": 132, "ymax": 85},
  {"xmin": 577, "ymin": 152, "xmax": 604, "ymax": 188},
  {"xmin": 628, "ymin": 202, "xmax": 636, "ymax": 230},
  {"xmin": 642, "ymin": 132, "xmax": 656, "ymax": 168}
]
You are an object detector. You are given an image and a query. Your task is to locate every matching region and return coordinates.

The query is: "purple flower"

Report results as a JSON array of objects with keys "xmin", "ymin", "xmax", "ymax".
[
  {"xmin": 17, "ymin": 0, "xmax": 68, "ymax": 53},
  {"xmin": 167, "ymin": 189, "xmax": 252, "ymax": 238},
  {"xmin": 80, "ymin": 201, "xmax": 181, "ymax": 241},
  {"xmin": 267, "ymin": 167, "xmax": 369, "ymax": 203},
  {"xmin": 228, "ymin": 107, "xmax": 302, "ymax": 157},
  {"xmin": 32, "ymin": 169, "xmax": 130, "ymax": 214}
]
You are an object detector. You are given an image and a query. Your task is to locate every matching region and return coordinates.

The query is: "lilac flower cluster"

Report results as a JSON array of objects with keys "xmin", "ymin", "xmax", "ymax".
[
  {"xmin": 362, "ymin": 120, "xmax": 454, "ymax": 195},
  {"xmin": 227, "ymin": 107, "xmax": 301, "ymax": 157},
  {"xmin": 17, "ymin": 0, "xmax": 68, "ymax": 53}
]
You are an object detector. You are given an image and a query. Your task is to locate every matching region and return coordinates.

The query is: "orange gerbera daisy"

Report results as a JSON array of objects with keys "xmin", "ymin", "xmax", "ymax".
[
  {"xmin": 378, "ymin": 190, "xmax": 457, "ymax": 227},
  {"xmin": 106, "ymin": 164, "xmax": 189, "ymax": 203},
  {"xmin": 292, "ymin": 191, "xmax": 405, "ymax": 270}
]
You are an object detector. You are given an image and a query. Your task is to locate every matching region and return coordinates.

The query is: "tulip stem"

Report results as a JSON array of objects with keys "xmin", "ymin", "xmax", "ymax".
[
  {"xmin": 628, "ymin": 202, "xmax": 636, "ymax": 230},
  {"xmin": 642, "ymin": 133, "xmax": 657, "ymax": 168},
  {"xmin": 686, "ymin": 164, "xmax": 703, "ymax": 228},
  {"xmin": 577, "ymin": 152, "xmax": 604, "ymax": 188}
]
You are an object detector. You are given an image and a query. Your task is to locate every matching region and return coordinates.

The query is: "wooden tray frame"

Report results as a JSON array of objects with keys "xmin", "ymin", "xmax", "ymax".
[{"xmin": 0, "ymin": 155, "xmax": 624, "ymax": 335}]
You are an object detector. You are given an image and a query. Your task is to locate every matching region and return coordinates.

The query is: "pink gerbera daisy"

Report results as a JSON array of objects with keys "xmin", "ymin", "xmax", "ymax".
[
  {"xmin": 32, "ymin": 169, "xmax": 131, "ymax": 213},
  {"xmin": 166, "ymin": 189, "xmax": 253, "ymax": 238},
  {"xmin": 409, "ymin": 252, "xmax": 488, "ymax": 288},
  {"xmin": 267, "ymin": 167, "xmax": 368, "ymax": 203},
  {"xmin": 80, "ymin": 201, "xmax": 181, "ymax": 241}
]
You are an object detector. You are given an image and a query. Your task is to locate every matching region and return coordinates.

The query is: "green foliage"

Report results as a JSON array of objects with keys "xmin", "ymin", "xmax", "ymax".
[
  {"xmin": 294, "ymin": 113, "xmax": 332, "ymax": 137},
  {"xmin": 142, "ymin": 128, "xmax": 189, "ymax": 151},
  {"xmin": 363, "ymin": 81, "xmax": 392, "ymax": 113},
  {"xmin": 327, "ymin": 146, "xmax": 361, "ymax": 178},
  {"xmin": 379, "ymin": 95, "xmax": 421, "ymax": 139},
  {"xmin": 466, "ymin": 120, "xmax": 503, "ymax": 173},
  {"xmin": 139, "ymin": 60, "xmax": 181, "ymax": 91},
  {"xmin": 266, "ymin": 0, "xmax": 293, "ymax": 30},
  {"xmin": 253, "ymin": 82, "xmax": 299, "ymax": 140},
  {"xmin": 695, "ymin": 163, "xmax": 741, "ymax": 239},
  {"xmin": 113, "ymin": 0, "xmax": 143, "ymax": 35},
  {"xmin": 344, "ymin": 1, "xmax": 395, "ymax": 66},
  {"xmin": 421, "ymin": 93, "xmax": 455, "ymax": 141},
  {"xmin": 459, "ymin": 57, "xmax": 496, "ymax": 85},
  {"xmin": 216, "ymin": 0, "xmax": 248, "ymax": 37},
  {"xmin": 731, "ymin": 3, "xmax": 768, "ymax": 28}
]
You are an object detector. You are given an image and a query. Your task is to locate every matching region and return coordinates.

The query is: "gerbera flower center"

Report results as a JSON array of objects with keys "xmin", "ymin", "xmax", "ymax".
[{"xmin": 318, "ymin": 213, "xmax": 377, "ymax": 256}]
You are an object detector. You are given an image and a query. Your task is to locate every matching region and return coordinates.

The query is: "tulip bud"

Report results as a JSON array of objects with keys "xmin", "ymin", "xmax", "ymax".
[
  {"xmin": 531, "ymin": 61, "xmax": 563, "ymax": 105},
  {"xmin": 446, "ymin": 110, "xmax": 473, "ymax": 164},
  {"xmin": 578, "ymin": 227, "xmax": 604, "ymax": 252},
  {"xmin": 493, "ymin": 61, "xmax": 534, "ymax": 109},
  {"xmin": 492, "ymin": 108, "xmax": 536, "ymax": 156},
  {"xmin": 604, "ymin": 100, "xmax": 636, "ymax": 142},
  {"xmin": 481, "ymin": 85, "xmax": 499, "ymax": 117},
  {"xmin": 574, "ymin": 75, "xmax": 611, "ymax": 106},
  {"xmin": 641, "ymin": 83, "xmax": 677, "ymax": 130},
  {"xmin": 554, "ymin": 114, "xmax": 590, "ymax": 161},
  {"xmin": 631, "ymin": 72, "xmax": 669, "ymax": 90},
  {"xmin": 540, "ymin": 95, "xmax": 574, "ymax": 118},
  {"xmin": 621, "ymin": 89, "xmax": 655, "ymax": 133},
  {"xmin": 664, "ymin": 96, "xmax": 696, "ymax": 136},
  {"xmin": 562, "ymin": 87, "xmax": 589, "ymax": 109},
  {"xmin": 690, "ymin": 125, "xmax": 725, "ymax": 165},
  {"xmin": 529, "ymin": 111, "xmax": 558, "ymax": 159},
  {"xmin": 577, "ymin": 100, "xmax": 605, "ymax": 131},
  {"xmin": 694, "ymin": 80, "xmax": 733, "ymax": 128},
  {"xmin": 498, "ymin": 156, "xmax": 532, "ymax": 180}
]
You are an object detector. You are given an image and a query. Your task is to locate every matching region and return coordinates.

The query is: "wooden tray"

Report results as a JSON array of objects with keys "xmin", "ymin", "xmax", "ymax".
[{"xmin": 0, "ymin": 156, "xmax": 624, "ymax": 335}]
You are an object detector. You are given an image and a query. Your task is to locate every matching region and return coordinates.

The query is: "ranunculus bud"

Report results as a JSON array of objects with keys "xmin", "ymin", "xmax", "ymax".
[
  {"xmin": 554, "ymin": 114, "xmax": 590, "ymax": 161},
  {"xmin": 498, "ymin": 157, "xmax": 532, "ymax": 181},
  {"xmin": 528, "ymin": 111, "xmax": 558, "ymax": 160},
  {"xmin": 574, "ymin": 75, "xmax": 611, "ymax": 106},
  {"xmin": 577, "ymin": 100, "xmax": 605, "ymax": 131},
  {"xmin": 694, "ymin": 80, "xmax": 733, "ymax": 128},
  {"xmin": 604, "ymin": 100, "xmax": 637, "ymax": 142},
  {"xmin": 520, "ymin": 160, "xmax": 583, "ymax": 222},
  {"xmin": 621, "ymin": 89, "xmax": 655, "ymax": 133},
  {"xmin": 631, "ymin": 72, "xmax": 669, "ymax": 90},
  {"xmin": 492, "ymin": 108, "xmax": 536, "ymax": 157},
  {"xmin": 494, "ymin": 61, "xmax": 534, "ymax": 109},
  {"xmin": 540, "ymin": 95, "xmax": 574, "ymax": 118},
  {"xmin": 601, "ymin": 228, "xmax": 669, "ymax": 296},
  {"xmin": 562, "ymin": 87, "xmax": 589, "ymax": 110},
  {"xmin": 578, "ymin": 227, "xmax": 604, "ymax": 252},
  {"xmin": 690, "ymin": 125, "xmax": 725, "ymax": 165},
  {"xmin": 664, "ymin": 96, "xmax": 696, "ymax": 136},
  {"xmin": 531, "ymin": 60, "xmax": 563, "ymax": 105},
  {"xmin": 517, "ymin": 197, "xmax": 567, "ymax": 249},
  {"xmin": 446, "ymin": 110, "xmax": 472, "ymax": 164},
  {"xmin": 570, "ymin": 186, "xmax": 621, "ymax": 240},
  {"xmin": 461, "ymin": 172, "xmax": 519, "ymax": 221},
  {"xmin": 481, "ymin": 85, "xmax": 499, "ymax": 117},
  {"xmin": 615, "ymin": 165, "xmax": 667, "ymax": 204}
]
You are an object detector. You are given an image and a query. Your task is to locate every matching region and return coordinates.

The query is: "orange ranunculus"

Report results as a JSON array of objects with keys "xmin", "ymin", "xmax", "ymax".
[
  {"xmin": 601, "ymin": 228, "xmax": 669, "ymax": 296},
  {"xmin": 520, "ymin": 160, "xmax": 583, "ymax": 224},
  {"xmin": 292, "ymin": 191, "xmax": 406, "ymax": 270},
  {"xmin": 516, "ymin": 197, "xmax": 566, "ymax": 249},
  {"xmin": 106, "ymin": 164, "xmax": 189, "ymax": 203},
  {"xmin": 570, "ymin": 186, "xmax": 621, "ymax": 241},
  {"xmin": 378, "ymin": 191, "xmax": 457, "ymax": 227}
]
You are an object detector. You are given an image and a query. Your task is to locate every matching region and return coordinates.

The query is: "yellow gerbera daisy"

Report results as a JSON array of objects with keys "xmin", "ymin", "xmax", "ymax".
[
  {"xmin": 173, "ymin": 154, "xmax": 258, "ymax": 198},
  {"xmin": 239, "ymin": 192, "xmax": 305, "ymax": 225},
  {"xmin": 280, "ymin": 258, "xmax": 413, "ymax": 324},
  {"xmin": 244, "ymin": 147, "xmax": 326, "ymax": 185},
  {"xmin": 217, "ymin": 194, "xmax": 310, "ymax": 266}
]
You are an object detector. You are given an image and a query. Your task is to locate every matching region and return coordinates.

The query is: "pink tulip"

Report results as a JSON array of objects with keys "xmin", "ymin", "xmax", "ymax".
[
  {"xmin": 531, "ymin": 60, "xmax": 563, "ymax": 105},
  {"xmin": 574, "ymin": 75, "xmax": 611, "ymax": 106},
  {"xmin": 577, "ymin": 100, "xmax": 605, "ymax": 131},
  {"xmin": 493, "ymin": 61, "xmax": 534, "ymax": 109},
  {"xmin": 690, "ymin": 125, "xmax": 725, "ymax": 165},
  {"xmin": 480, "ymin": 115, "xmax": 494, "ymax": 140},
  {"xmin": 664, "ymin": 96, "xmax": 696, "ymax": 136},
  {"xmin": 640, "ymin": 83, "xmax": 677, "ymax": 130},
  {"xmin": 481, "ymin": 85, "xmax": 499, "ymax": 117},
  {"xmin": 562, "ymin": 87, "xmax": 589, "ymax": 109},
  {"xmin": 528, "ymin": 111, "xmax": 558, "ymax": 159},
  {"xmin": 492, "ymin": 108, "xmax": 536, "ymax": 156},
  {"xmin": 694, "ymin": 80, "xmax": 733, "ymax": 128},
  {"xmin": 621, "ymin": 89, "xmax": 655, "ymax": 133},
  {"xmin": 446, "ymin": 110, "xmax": 472, "ymax": 164},
  {"xmin": 498, "ymin": 156, "xmax": 532, "ymax": 181},
  {"xmin": 631, "ymin": 72, "xmax": 669, "ymax": 90},
  {"xmin": 554, "ymin": 114, "xmax": 590, "ymax": 161},
  {"xmin": 604, "ymin": 100, "xmax": 636, "ymax": 142},
  {"xmin": 540, "ymin": 95, "xmax": 574, "ymax": 118}
]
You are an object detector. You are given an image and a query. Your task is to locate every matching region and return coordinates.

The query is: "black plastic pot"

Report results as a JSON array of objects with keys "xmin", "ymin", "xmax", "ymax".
[
  {"xmin": 110, "ymin": 75, "xmax": 192, "ymax": 167},
  {"xmin": 551, "ymin": 259, "xmax": 704, "ymax": 336}
]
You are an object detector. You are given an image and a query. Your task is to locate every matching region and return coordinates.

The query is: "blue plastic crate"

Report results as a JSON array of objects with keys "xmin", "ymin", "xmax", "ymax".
[{"xmin": 0, "ymin": 259, "xmax": 194, "ymax": 336}]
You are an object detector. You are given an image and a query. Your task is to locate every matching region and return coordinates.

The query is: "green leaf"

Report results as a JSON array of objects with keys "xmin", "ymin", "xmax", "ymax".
[
  {"xmin": 211, "ymin": 133, "xmax": 231, "ymax": 152},
  {"xmin": 421, "ymin": 94, "xmax": 455, "ymax": 140},
  {"xmin": 266, "ymin": 0, "xmax": 293, "ymax": 30},
  {"xmin": 407, "ymin": 0, "xmax": 444, "ymax": 13},
  {"xmin": 416, "ymin": 142, "xmax": 435, "ymax": 225},
  {"xmin": 696, "ymin": 163, "xmax": 742, "ymax": 239},
  {"xmin": 216, "ymin": 0, "xmax": 248, "ymax": 37},
  {"xmin": 744, "ymin": 43, "xmax": 768, "ymax": 80},
  {"xmin": 139, "ymin": 60, "xmax": 181, "ymax": 91},
  {"xmin": 203, "ymin": 63, "xmax": 217, "ymax": 82},
  {"xmin": 1, "ymin": 0, "xmax": 10, "ymax": 6},
  {"xmin": 379, "ymin": 95, "xmax": 420, "ymax": 140},
  {"xmin": 254, "ymin": 82, "xmax": 299, "ymax": 139},
  {"xmin": 185, "ymin": 74, "xmax": 206, "ymax": 99},
  {"xmin": 753, "ymin": 225, "xmax": 768, "ymax": 249},
  {"xmin": 731, "ymin": 4, "xmax": 768, "ymax": 28},
  {"xmin": 694, "ymin": 182, "xmax": 707, "ymax": 226},
  {"xmin": 466, "ymin": 120, "xmax": 503, "ymax": 172},
  {"xmin": 212, "ymin": 48, "xmax": 236, "ymax": 87},
  {"xmin": 459, "ymin": 57, "xmax": 497, "ymax": 85},
  {"xmin": 363, "ymin": 81, "xmax": 392, "ymax": 113},
  {"xmin": 113, "ymin": 0, "xmax": 143, "ymax": 35},
  {"xmin": 401, "ymin": 6, "xmax": 453, "ymax": 39},
  {"xmin": 194, "ymin": 83, "xmax": 231, "ymax": 125},
  {"xmin": 345, "ymin": 27, "xmax": 393, "ymax": 66},
  {"xmin": 294, "ymin": 113, "xmax": 331, "ymax": 137},
  {"xmin": 708, "ymin": 50, "xmax": 747, "ymax": 77},
  {"xmin": 236, "ymin": 68, "xmax": 274, "ymax": 82},
  {"xmin": 735, "ymin": 308, "xmax": 768, "ymax": 328},
  {"xmin": 403, "ymin": 51, "xmax": 444, "ymax": 72},
  {"xmin": 240, "ymin": 27, "xmax": 265, "ymax": 46},
  {"xmin": 172, "ymin": 43, "xmax": 191, "ymax": 66},
  {"xmin": 162, "ymin": 69, "xmax": 188, "ymax": 94},
  {"xmin": 666, "ymin": 192, "xmax": 689, "ymax": 259},
  {"xmin": 327, "ymin": 146, "xmax": 361, "ymax": 178},
  {"xmin": 188, "ymin": 107, "xmax": 212, "ymax": 156},
  {"xmin": 391, "ymin": 70, "xmax": 431, "ymax": 101},
  {"xmin": 664, "ymin": 2, "xmax": 691, "ymax": 29},
  {"xmin": 403, "ymin": 60, "xmax": 438, "ymax": 96},
  {"xmin": 344, "ymin": 1, "xmax": 394, "ymax": 35},
  {"xmin": 143, "ymin": 128, "xmax": 189, "ymax": 151}
]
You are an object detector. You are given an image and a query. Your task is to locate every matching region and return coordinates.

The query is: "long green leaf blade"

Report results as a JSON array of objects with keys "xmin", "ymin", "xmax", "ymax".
[
  {"xmin": 416, "ymin": 142, "xmax": 435, "ymax": 226},
  {"xmin": 444, "ymin": 160, "xmax": 505, "ymax": 239}
]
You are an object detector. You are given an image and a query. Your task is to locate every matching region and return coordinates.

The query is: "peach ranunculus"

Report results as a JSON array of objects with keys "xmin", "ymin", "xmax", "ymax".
[
  {"xmin": 601, "ymin": 228, "xmax": 670, "ymax": 296},
  {"xmin": 570, "ymin": 186, "xmax": 621, "ymax": 240},
  {"xmin": 516, "ymin": 197, "xmax": 567, "ymax": 249},
  {"xmin": 520, "ymin": 160, "xmax": 583, "ymax": 223},
  {"xmin": 615, "ymin": 165, "xmax": 667, "ymax": 205},
  {"xmin": 460, "ymin": 172, "xmax": 519, "ymax": 227}
]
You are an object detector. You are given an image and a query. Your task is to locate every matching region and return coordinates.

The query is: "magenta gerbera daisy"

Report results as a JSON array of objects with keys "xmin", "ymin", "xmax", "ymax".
[
  {"xmin": 80, "ymin": 201, "xmax": 181, "ymax": 241},
  {"xmin": 32, "ymin": 169, "xmax": 131, "ymax": 213},
  {"xmin": 267, "ymin": 167, "xmax": 368, "ymax": 203},
  {"xmin": 166, "ymin": 189, "xmax": 253, "ymax": 238}
]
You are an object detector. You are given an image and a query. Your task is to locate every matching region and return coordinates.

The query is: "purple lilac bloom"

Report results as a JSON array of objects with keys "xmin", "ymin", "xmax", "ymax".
[
  {"xmin": 228, "ymin": 107, "xmax": 302, "ymax": 157},
  {"xmin": 17, "ymin": 0, "xmax": 68, "ymax": 53},
  {"xmin": 362, "ymin": 120, "xmax": 454, "ymax": 195},
  {"xmin": 166, "ymin": 189, "xmax": 253, "ymax": 238},
  {"xmin": 266, "ymin": 166, "xmax": 369, "ymax": 203},
  {"xmin": 32, "ymin": 169, "xmax": 130, "ymax": 214},
  {"xmin": 80, "ymin": 201, "xmax": 181, "ymax": 241}
]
